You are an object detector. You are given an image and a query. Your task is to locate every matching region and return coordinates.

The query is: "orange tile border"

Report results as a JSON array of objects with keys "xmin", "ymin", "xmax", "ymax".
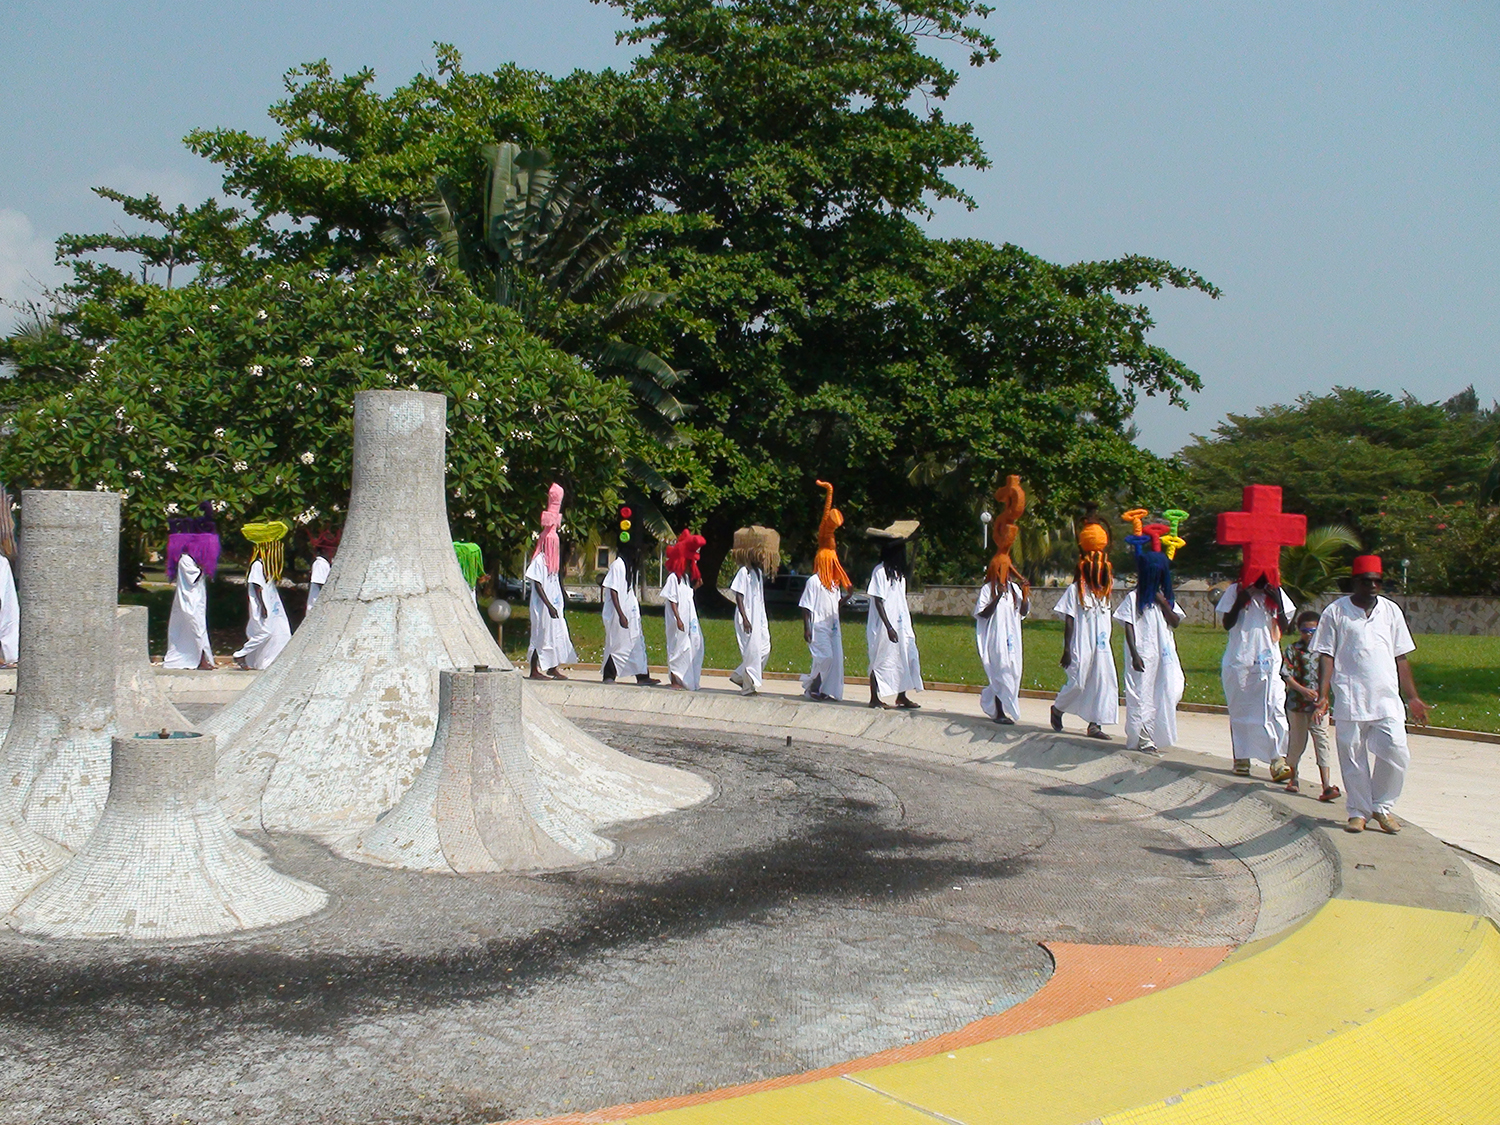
[{"xmin": 502, "ymin": 941, "xmax": 1232, "ymax": 1125}]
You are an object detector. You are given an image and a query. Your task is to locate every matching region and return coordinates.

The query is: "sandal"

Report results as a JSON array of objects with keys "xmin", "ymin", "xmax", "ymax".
[
  {"xmin": 1317, "ymin": 786, "xmax": 1342, "ymax": 803},
  {"xmin": 1284, "ymin": 780, "xmax": 1301, "ymax": 793}
]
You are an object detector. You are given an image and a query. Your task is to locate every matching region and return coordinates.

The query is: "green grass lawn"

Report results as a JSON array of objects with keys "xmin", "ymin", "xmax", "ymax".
[{"xmin": 496, "ymin": 603, "xmax": 1500, "ymax": 735}]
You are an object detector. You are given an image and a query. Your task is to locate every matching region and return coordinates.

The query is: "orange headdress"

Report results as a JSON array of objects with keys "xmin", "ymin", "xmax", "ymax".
[
  {"xmin": 984, "ymin": 475, "xmax": 1027, "ymax": 591},
  {"xmin": 1076, "ymin": 508, "xmax": 1112, "ymax": 599},
  {"xmin": 812, "ymin": 479, "xmax": 853, "ymax": 593}
]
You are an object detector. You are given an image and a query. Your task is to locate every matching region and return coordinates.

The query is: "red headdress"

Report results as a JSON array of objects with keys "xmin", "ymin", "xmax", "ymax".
[
  {"xmin": 812, "ymin": 480, "xmax": 853, "ymax": 592},
  {"xmin": 666, "ymin": 528, "xmax": 706, "ymax": 584},
  {"xmin": 984, "ymin": 475, "xmax": 1027, "ymax": 591}
]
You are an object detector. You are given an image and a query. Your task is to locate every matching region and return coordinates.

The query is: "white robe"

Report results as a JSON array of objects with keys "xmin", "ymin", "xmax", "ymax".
[
  {"xmin": 1052, "ymin": 583, "xmax": 1118, "ymax": 726},
  {"xmin": 1114, "ymin": 591, "xmax": 1184, "ymax": 750},
  {"xmin": 1217, "ymin": 583, "xmax": 1296, "ymax": 763},
  {"xmin": 730, "ymin": 566, "xmax": 771, "ymax": 690},
  {"xmin": 0, "ymin": 555, "xmax": 17, "ymax": 664},
  {"xmin": 662, "ymin": 572, "xmax": 704, "ymax": 690},
  {"xmin": 306, "ymin": 555, "xmax": 331, "ymax": 612},
  {"xmin": 233, "ymin": 559, "xmax": 291, "ymax": 669},
  {"xmin": 601, "ymin": 557, "xmax": 649, "ymax": 678},
  {"xmin": 975, "ymin": 580, "xmax": 1025, "ymax": 720},
  {"xmin": 866, "ymin": 564, "xmax": 922, "ymax": 697},
  {"xmin": 526, "ymin": 552, "xmax": 578, "ymax": 670},
  {"xmin": 164, "ymin": 553, "xmax": 213, "ymax": 669},
  {"xmin": 799, "ymin": 574, "xmax": 844, "ymax": 700}
]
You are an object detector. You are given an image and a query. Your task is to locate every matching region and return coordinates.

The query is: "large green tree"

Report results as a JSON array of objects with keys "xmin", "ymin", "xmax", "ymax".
[
  {"xmin": 0, "ymin": 255, "xmax": 629, "ymax": 576},
  {"xmin": 1178, "ymin": 386, "xmax": 1500, "ymax": 592},
  {"xmin": 11, "ymin": 0, "xmax": 1220, "ymax": 590}
]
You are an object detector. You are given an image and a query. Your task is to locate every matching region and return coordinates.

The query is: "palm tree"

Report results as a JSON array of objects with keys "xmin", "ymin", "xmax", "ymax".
[
  {"xmin": 1280, "ymin": 524, "xmax": 1361, "ymax": 606},
  {"xmin": 412, "ymin": 143, "xmax": 691, "ymax": 538}
]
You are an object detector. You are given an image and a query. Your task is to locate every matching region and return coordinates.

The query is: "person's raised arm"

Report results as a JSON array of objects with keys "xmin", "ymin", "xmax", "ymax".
[
  {"xmin": 1017, "ymin": 581, "xmax": 1031, "ymax": 618},
  {"xmin": 1396, "ymin": 656, "xmax": 1430, "ymax": 726}
]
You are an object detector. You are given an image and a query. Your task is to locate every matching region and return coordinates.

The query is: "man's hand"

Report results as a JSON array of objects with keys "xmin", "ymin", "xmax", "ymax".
[
  {"xmin": 1059, "ymin": 649, "xmax": 1071, "ymax": 669},
  {"xmin": 886, "ymin": 625, "xmax": 898, "ymax": 644},
  {"xmin": 740, "ymin": 612, "xmax": 752, "ymax": 633},
  {"xmin": 548, "ymin": 604, "xmax": 560, "ymax": 619},
  {"xmin": 617, "ymin": 611, "xmax": 629, "ymax": 629},
  {"xmin": 1314, "ymin": 694, "xmax": 1330, "ymax": 720},
  {"xmin": 1132, "ymin": 653, "xmax": 1145, "ymax": 673},
  {"xmin": 803, "ymin": 624, "xmax": 812, "ymax": 644},
  {"xmin": 1409, "ymin": 697, "xmax": 1431, "ymax": 726}
]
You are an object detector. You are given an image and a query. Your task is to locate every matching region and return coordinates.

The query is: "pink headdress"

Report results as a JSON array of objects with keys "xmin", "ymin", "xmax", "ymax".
[{"xmin": 532, "ymin": 483, "xmax": 565, "ymax": 575}]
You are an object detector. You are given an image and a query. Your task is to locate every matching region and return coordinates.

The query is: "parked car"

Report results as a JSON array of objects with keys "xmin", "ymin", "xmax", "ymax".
[
  {"xmin": 763, "ymin": 572, "xmax": 811, "ymax": 608},
  {"xmin": 499, "ymin": 576, "xmax": 581, "ymax": 605},
  {"xmin": 844, "ymin": 592, "xmax": 870, "ymax": 614}
]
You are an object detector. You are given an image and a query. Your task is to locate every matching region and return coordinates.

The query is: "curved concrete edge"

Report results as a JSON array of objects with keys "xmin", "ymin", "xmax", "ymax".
[
  {"xmin": 579, "ymin": 900, "xmax": 1499, "ymax": 1125},
  {"xmin": 529, "ymin": 681, "xmax": 1343, "ymax": 941}
]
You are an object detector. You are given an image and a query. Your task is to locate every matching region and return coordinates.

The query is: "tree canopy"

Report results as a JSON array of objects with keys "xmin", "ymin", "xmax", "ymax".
[
  {"xmin": 4, "ymin": 0, "xmax": 1219, "ymax": 586},
  {"xmin": 1179, "ymin": 386, "xmax": 1500, "ymax": 593}
]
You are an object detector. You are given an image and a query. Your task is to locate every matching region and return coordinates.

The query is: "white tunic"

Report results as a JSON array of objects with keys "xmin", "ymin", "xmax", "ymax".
[
  {"xmin": 1216, "ymin": 583, "xmax": 1296, "ymax": 762},
  {"xmin": 1311, "ymin": 596, "xmax": 1415, "ymax": 723},
  {"xmin": 0, "ymin": 556, "xmax": 17, "ymax": 664},
  {"xmin": 974, "ymin": 580, "xmax": 1025, "ymax": 720},
  {"xmin": 730, "ymin": 566, "xmax": 771, "ymax": 689},
  {"xmin": 1052, "ymin": 583, "xmax": 1118, "ymax": 726},
  {"xmin": 164, "ymin": 553, "xmax": 213, "ymax": 669},
  {"xmin": 525, "ymin": 552, "xmax": 578, "ymax": 669},
  {"xmin": 866, "ymin": 564, "xmax": 923, "ymax": 697},
  {"xmin": 662, "ymin": 572, "xmax": 704, "ymax": 690},
  {"xmin": 306, "ymin": 555, "xmax": 331, "ymax": 612},
  {"xmin": 799, "ymin": 574, "xmax": 844, "ymax": 700},
  {"xmin": 234, "ymin": 559, "xmax": 291, "ymax": 669},
  {"xmin": 601, "ymin": 557, "xmax": 649, "ymax": 678},
  {"xmin": 1114, "ymin": 591, "xmax": 1184, "ymax": 750}
]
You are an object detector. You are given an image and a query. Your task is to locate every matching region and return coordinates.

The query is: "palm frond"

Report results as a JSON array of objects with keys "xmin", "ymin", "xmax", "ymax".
[{"xmin": 623, "ymin": 456, "xmax": 681, "ymax": 509}]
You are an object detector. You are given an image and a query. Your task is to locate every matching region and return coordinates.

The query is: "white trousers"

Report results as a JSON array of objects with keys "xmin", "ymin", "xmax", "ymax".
[{"xmin": 1335, "ymin": 716, "xmax": 1409, "ymax": 819}]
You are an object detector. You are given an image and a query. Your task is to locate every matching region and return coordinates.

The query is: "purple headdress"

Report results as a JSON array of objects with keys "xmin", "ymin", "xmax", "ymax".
[{"xmin": 167, "ymin": 502, "xmax": 221, "ymax": 581}]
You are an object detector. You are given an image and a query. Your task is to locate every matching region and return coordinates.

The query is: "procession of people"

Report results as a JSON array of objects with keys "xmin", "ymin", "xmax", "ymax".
[{"xmin": 0, "ymin": 461, "xmax": 1422, "ymax": 838}]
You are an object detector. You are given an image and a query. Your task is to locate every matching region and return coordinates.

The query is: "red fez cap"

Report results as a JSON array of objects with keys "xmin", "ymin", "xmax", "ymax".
[{"xmin": 1351, "ymin": 555, "xmax": 1383, "ymax": 576}]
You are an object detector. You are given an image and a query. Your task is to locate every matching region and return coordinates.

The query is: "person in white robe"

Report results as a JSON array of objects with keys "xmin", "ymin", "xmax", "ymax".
[
  {"xmin": 800, "ymin": 480, "xmax": 851, "ymax": 701},
  {"xmin": 0, "ymin": 554, "xmax": 17, "ymax": 666},
  {"xmin": 728, "ymin": 525, "xmax": 777, "ymax": 695},
  {"xmin": 601, "ymin": 544, "xmax": 656, "ymax": 684},
  {"xmin": 1314, "ymin": 555, "xmax": 1430, "ymax": 834},
  {"xmin": 1114, "ymin": 533, "xmax": 1184, "ymax": 753},
  {"xmin": 1050, "ymin": 514, "xmax": 1118, "ymax": 738},
  {"xmin": 307, "ymin": 552, "xmax": 331, "ymax": 611},
  {"xmin": 1217, "ymin": 578, "xmax": 1295, "ymax": 779},
  {"xmin": 662, "ymin": 529, "xmax": 706, "ymax": 690},
  {"xmin": 526, "ymin": 484, "xmax": 577, "ymax": 679},
  {"xmin": 975, "ymin": 579, "xmax": 1027, "ymax": 724},
  {"xmin": 866, "ymin": 528, "xmax": 923, "ymax": 708},
  {"xmin": 974, "ymin": 475, "xmax": 1029, "ymax": 724},
  {"xmin": 233, "ymin": 520, "xmax": 292, "ymax": 669},
  {"xmin": 165, "ymin": 551, "xmax": 214, "ymax": 669}
]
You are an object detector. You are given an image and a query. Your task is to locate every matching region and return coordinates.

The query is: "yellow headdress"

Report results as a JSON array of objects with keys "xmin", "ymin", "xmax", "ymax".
[{"xmin": 241, "ymin": 520, "xmax": 290, "ymax": 583}]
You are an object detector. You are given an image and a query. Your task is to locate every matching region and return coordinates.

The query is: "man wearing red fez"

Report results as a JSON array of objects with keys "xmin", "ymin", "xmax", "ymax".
[{"xmin": 1312, "ymin": 555, "xmax": 1430, "ymax": 834}]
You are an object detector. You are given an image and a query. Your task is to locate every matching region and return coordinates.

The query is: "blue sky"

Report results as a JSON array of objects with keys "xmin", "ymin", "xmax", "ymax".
[{"xmin": 2, "ymin": 1, "xmax": 1495, "ymax": 455}]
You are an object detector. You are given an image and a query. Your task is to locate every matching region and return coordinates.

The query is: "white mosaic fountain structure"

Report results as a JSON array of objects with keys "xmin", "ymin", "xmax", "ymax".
[
  {"xmin": 8, "ymin": 732, "xmax": 327, "ymax": 939},
  {"xmin": 208, "ymin": 390, "xmax": 708, "ymax": 859},
  {"xmin": 0, "ymin": 491, "xmax": 122, "ymax": 851},
  {"xmin": 114, "ymin": 605, "xmax": 193, "ymax": 734}
]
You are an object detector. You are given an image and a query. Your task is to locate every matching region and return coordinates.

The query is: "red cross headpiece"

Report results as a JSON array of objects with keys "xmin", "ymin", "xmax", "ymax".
[{"xmin": 1216, "ymin": 485, "xmax": 1306, "ymax": 589}]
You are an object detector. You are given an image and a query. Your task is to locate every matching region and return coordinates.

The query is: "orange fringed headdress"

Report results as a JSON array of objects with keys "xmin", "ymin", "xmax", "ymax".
[
  {"xmin": 1076, "ymin": 509, "xmax": 1112, "ymax": 599},
  {"xmin": 812, "ymin": 479, "xmax": 853, "ymax": 592},
  {"xmin": 984, "ymin": 475, "xmax": 1027, "ymax": 591}
]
